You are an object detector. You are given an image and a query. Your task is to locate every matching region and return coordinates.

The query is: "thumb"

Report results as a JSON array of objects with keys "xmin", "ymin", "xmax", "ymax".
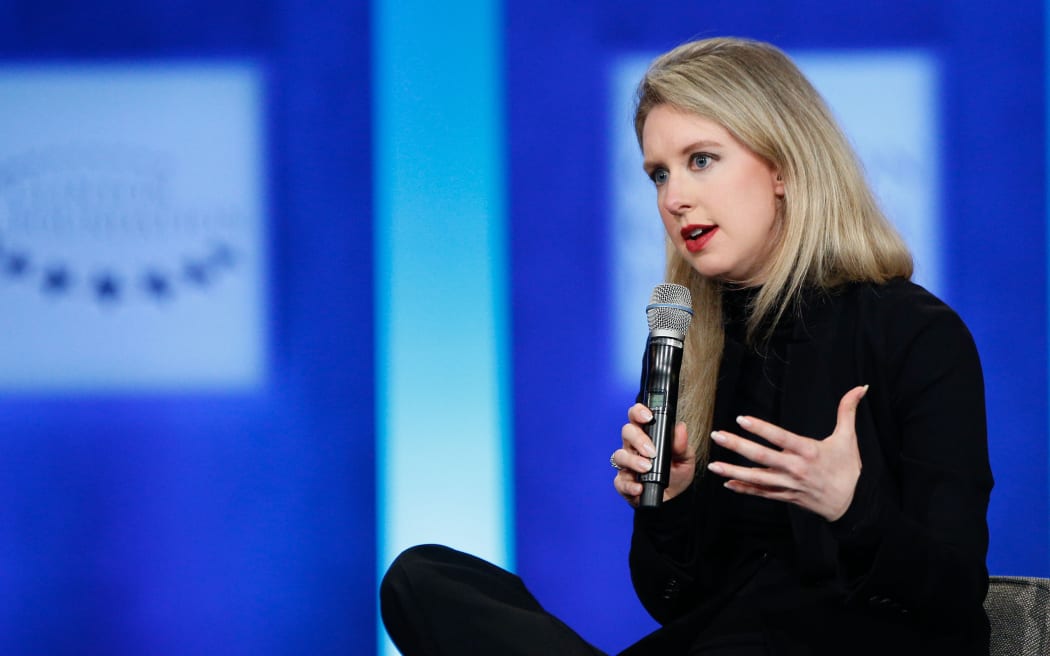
[
  {"xmin": 672, "ymin": 421, "xmax": 692, "ymax": 459},
  {"xmin": 834, "ymin": 385, "xmax": 869, "ymax": 436}
]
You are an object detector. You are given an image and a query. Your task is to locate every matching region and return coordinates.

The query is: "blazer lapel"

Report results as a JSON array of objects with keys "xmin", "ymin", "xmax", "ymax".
[
  {"xmin": 711, "ymin": 336, "xmax": 744, "ymax": 433},
  {"xmin": 780, "ymin": 289, "xmax": 842, "ymax": 440},
  {"xmin": 780, "ymin": 290, "xmax": 847, "ymax": 580}
]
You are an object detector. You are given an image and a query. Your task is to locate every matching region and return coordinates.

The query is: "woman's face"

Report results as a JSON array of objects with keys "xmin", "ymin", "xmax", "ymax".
[{"xmin": 641, "ymin": 104, "xmax": 784, "ymax": 285}]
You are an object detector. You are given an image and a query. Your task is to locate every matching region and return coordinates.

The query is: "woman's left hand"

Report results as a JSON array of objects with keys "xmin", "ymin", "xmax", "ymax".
[{"xmin": 706, "ymin": 385, "xmax": 868, "ymax": 522}]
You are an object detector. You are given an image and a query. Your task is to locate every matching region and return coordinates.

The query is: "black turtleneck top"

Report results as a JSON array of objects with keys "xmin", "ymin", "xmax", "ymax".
[
  {"xmin": 714, "ymin": 286, "xmax": 795, "ymax": 568},
  {"xmin": 630, "ymin": 279, "xmax": 992, "ymax": 655}
]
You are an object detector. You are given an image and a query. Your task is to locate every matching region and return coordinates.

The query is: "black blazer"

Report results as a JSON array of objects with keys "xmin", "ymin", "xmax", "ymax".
[{"xmin": 624, "ymin": 279, "xmax": 993, "ymax": 655}]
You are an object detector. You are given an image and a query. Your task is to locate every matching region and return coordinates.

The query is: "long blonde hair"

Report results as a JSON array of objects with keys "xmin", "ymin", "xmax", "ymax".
[{"xmin": 634, "ymin": 37, "xmax": 913, "ymax": 464}]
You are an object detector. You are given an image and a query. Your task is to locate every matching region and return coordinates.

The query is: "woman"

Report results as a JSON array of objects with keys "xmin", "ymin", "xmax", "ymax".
[
  {"xmin": 381, "ymin": 37, "xmax": 992, "ymax": 655},
  {"xmin": 610, "ymin": 37, "xmax": 992, "ymax": 655}
]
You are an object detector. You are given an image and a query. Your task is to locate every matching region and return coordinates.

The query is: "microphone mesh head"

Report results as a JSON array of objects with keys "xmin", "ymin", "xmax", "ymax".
[{"xmin": 646, "ymin": 283, "xmax": 694, "ymax": 337}]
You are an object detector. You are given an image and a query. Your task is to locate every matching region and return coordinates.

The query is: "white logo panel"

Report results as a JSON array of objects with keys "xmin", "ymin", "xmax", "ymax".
[{"xmin": 0, "ymin": 64, "xmax": 267, "ymax": 391}]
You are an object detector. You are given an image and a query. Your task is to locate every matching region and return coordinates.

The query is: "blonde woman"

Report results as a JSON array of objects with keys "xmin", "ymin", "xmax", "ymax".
[{"xmin": 382, "ymin": 37, "xmax": 992, "ymax": 656}]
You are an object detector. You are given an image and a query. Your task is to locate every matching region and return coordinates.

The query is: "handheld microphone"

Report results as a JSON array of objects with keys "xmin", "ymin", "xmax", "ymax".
[{"xmin": 639, "ymin": 283, "xmax": 693, "ymax": 508}]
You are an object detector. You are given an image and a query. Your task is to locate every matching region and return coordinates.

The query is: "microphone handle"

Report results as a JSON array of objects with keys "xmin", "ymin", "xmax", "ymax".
[{"xmin": 639, "ymin": 333, "xmax": 683, "ymax": 508}]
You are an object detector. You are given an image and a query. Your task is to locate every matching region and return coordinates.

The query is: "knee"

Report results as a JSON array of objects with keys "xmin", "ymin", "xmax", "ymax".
[
  {"xmin": 381, "ymin": 544, "xmax": 456, "ymax": 600},
  {"xmin": 384, "ymin": 544, "xmax": 455, "ymax": 578},
  {"xmin": 381, "ymin": 545, "xmax": 459, "ymax": 653}
]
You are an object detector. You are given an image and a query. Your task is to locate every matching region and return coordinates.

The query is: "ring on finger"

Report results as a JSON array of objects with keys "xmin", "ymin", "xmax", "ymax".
[{"xmin": 610, "ymin": 453, "xmax": 623, "ymax": 470}]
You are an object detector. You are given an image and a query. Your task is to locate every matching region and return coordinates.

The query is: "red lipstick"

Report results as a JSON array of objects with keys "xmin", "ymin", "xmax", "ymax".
[{"xmin": 681, "ymin": 224, "xmax": 718, "ymax": 253}]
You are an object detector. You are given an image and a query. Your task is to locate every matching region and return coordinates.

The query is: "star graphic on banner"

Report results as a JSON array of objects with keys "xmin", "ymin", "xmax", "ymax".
[
  {"xmin": 93, "ymin": 272, "xmax": 121, "ymax": 302},
  {"xmin": 184, "ymin": 260, "xmax": 210, "ymax": 286},
  {"xmin": 4, "ymin": 252, "xmax": 29, "ymax": 278},
  {"xmin": 210, "ymin": 242, "xmax": 235, "ymax": 268},
  {"xmin": 42, "ymin": 266, "xmax": 72, "ymax": 294},
  {"xmin": 143, "ymin": 271, "xmax": 172, "ymax": 300}
]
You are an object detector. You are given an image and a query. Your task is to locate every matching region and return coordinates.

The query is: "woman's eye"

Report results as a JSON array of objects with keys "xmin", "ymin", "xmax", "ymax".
[
  {"xmin": 691, "ymin": 153, "xmax": 712, "ymax": 169},
  {"xmin": 650, "ymin": 168, "xmax": 669, "ymax": 185}
]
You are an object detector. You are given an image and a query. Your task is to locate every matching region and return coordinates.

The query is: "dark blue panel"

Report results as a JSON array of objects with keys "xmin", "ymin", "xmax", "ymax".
[
  {"xmin": 507, "ymin": 2, "xmax": 657, "ymax": 650},
  {"xmin": 509, "ymin": 1, "xmax": 1046, "ymax": 652},
  {"xmin": 0, "ymin": 1, "xmax": 373, "ymax": 654},
  {"xmin": 940, "ymin": 0, "xmax": 1047, "ymax": 577},
  {"xmin": 0, "ymin": 0, "xmax": 277, "ymax": 55}
]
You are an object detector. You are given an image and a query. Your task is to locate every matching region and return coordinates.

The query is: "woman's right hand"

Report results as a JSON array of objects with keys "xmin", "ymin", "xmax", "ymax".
[{"xmin": 612, "ymin": 403, "xmax": 696, "ymax": 507}]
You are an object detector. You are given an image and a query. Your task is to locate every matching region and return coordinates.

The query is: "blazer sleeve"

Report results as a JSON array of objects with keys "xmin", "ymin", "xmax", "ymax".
[
  {"xmin": 626, "ymin": 342, "xmax": 712, "ymax": 624},
  {"xmin": 628, "ymin": 480, "xmax": 707, "ymax": 623},
  {"xmin": 829, "ymin": 287, "xmax": 993, "ymax": 625}
]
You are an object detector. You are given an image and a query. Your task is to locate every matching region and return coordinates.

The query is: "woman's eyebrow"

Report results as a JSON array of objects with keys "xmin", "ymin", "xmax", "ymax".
[{"xmin": 643, "ymin": 140, "xmax": 725, "ymax": 171}]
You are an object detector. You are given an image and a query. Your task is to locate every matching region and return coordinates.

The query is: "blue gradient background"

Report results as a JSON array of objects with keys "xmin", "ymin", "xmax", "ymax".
[{"xmin": 0, "ymin": 1, "xmax": 1044, "ymax": 655}]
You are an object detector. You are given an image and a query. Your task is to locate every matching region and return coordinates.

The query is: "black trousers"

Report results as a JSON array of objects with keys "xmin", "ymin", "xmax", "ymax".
[
  {"xmin": 381, "ymin": 544, "xmax": 605, "ymax": 656},
  {"xmin": 380, "ymin": 544, "xmax": 767, "ymax": 656}
]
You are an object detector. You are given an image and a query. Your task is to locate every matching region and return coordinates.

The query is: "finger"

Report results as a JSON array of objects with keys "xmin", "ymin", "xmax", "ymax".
[
  {"xmin": 613, "ymin": 470, "xmax": 643, "ymax": 502},
  {"xmin": 710, "ymin": 429, "xmax": 794, "ymax": 470},
  {"xmin": 732, "ymin": 415, "xmax": 810, "ymax": 455},
  {"xmin": 621, "ymin": 421, "xmax": 658, "ymax": 459},
  {"xmin": 834, "ymin": 385, "xmax": 869, "ymax": 435},
  {"xmin": 611, "ymin": 447, "xmax": 653, "ymax": 474},
  {"xmin": 707, "ymin": 460, "xmax": 797, "ymax": 492},
  {"xmin": 627, "ymin": 403, "xmax": 654, "ymax": 425},
  {"xmin": 723, "ymin": 479, "xmax": 798, "ymax": 502}
]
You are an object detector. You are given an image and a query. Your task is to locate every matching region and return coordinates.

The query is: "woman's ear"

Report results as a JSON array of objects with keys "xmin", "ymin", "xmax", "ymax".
[{"xmin": 773, "ymin": 170, "xmax": 785, "ymax": 197}]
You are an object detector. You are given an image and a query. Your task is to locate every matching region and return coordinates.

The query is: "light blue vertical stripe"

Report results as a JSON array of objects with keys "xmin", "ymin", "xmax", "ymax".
[{"xmin": 373, "ymin": 1, "xmax": 512, "ymax": 653}]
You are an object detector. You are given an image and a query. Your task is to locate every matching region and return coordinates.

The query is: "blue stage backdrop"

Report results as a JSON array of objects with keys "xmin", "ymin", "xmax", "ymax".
[
  {"xmin": 0, "ymin": 2, "xmax": 374, "ymax": 655},
  {"xmin": 506, "ymin": 1, "xmax": 1046, "ymax": 652},
  {"xmin": 0, "ymin": 2, "xmax": 1045, "ymax": 656}
]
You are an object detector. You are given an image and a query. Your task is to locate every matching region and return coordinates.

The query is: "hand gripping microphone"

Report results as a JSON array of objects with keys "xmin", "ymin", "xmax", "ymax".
[{"xmin": 639, "ymin": 283, "xmax": 694, "ymax": 508}]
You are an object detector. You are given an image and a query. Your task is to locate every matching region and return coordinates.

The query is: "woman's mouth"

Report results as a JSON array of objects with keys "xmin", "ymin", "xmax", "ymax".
[{"xmin": 681, "ymin": 224, "xmax": 718, "ymax": 253}]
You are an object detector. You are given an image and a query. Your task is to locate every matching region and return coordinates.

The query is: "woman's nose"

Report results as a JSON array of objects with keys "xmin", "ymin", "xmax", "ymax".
[{"xmin": 661, "ymin": 175, "xmax": 695, "ymax": 216}]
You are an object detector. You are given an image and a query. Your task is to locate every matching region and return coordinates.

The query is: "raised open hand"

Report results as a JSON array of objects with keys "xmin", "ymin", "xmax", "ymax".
[{"xmin": 706, "ymin": 385, "xmax": 869, "ymax": 522}]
